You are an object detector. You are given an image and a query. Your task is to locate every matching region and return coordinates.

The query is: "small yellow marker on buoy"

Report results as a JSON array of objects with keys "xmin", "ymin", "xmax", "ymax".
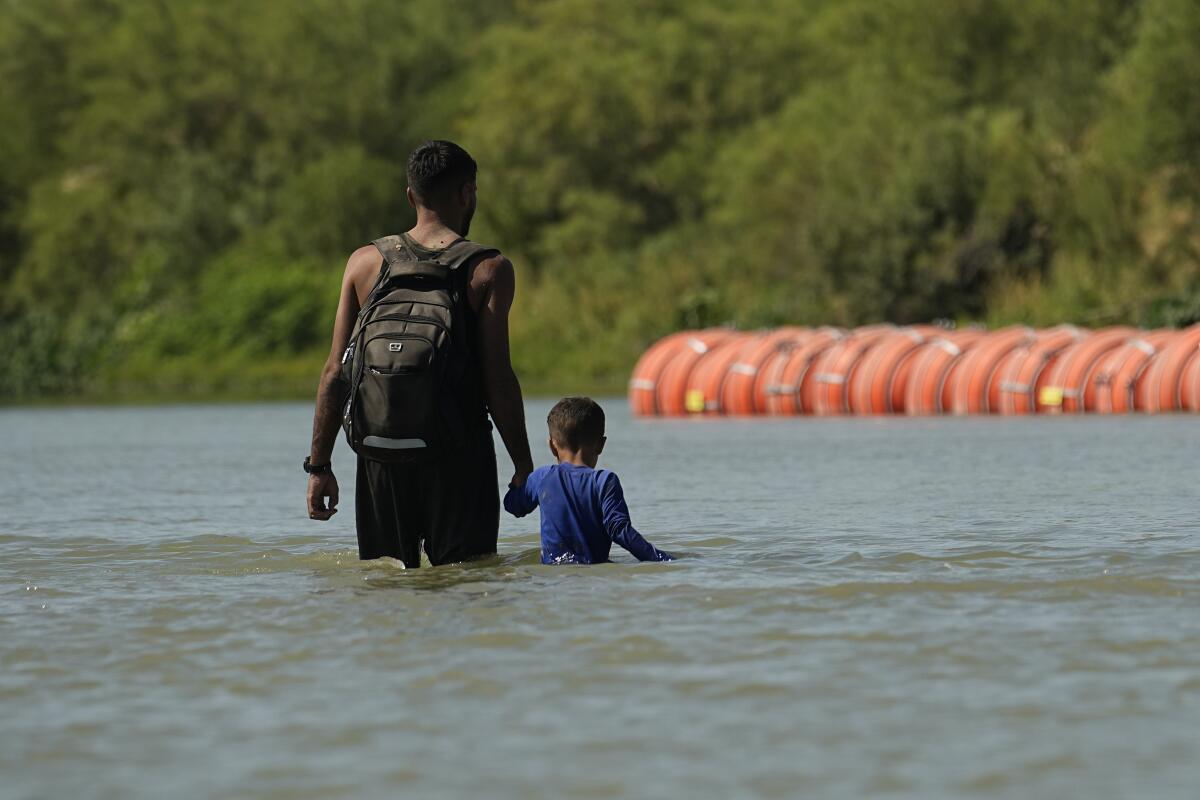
[
  {"xmin": 1039, "ymin": 386, "xmax": 1064, "ymax": 406},
  {"xmin": 685, "ymin": 389, "xmax": 706, "ymax": 414}
]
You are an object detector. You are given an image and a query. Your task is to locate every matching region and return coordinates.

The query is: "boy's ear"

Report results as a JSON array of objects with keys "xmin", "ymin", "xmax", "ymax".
[
  {"xmin": 596, "ymin": 436, "xmax": 606, "ymax": 455},
  {"xmin": 548, "ymin": 437, "xmax": 558, "ymax": 459}
]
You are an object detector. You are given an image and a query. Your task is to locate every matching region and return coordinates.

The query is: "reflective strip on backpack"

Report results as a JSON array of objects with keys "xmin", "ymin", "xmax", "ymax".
[{"xmin": 362, "ymin": 436, "xmax": 428, "ymax": 450}]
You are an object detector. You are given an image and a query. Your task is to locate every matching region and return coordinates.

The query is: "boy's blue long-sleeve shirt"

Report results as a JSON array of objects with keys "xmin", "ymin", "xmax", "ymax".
[{"xmin": 503, "ymin": 463, "xmax": 673, "ymax": 564}]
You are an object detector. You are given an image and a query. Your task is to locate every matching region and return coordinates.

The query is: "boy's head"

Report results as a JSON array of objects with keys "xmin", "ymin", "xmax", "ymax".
[{"xmin": 547, "ymin": 396, "xmax": 606, "ymax": 464}]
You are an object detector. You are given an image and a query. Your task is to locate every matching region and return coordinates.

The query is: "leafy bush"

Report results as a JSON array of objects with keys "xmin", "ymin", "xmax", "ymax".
[{"xmin": 1, "ymin": 0, "xmax": 1198, "ymax": 401}]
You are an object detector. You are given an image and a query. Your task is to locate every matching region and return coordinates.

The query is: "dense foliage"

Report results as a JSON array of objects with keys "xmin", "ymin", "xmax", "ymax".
[{"xmin": 2, "ymin": 0, "xmax": 1198, "ymax": 400}]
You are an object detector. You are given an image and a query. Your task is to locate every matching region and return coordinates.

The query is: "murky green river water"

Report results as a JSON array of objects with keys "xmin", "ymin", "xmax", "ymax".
[{"xmin": 1, "ymin": 401, "xmax": 1198, "ymax": 799}]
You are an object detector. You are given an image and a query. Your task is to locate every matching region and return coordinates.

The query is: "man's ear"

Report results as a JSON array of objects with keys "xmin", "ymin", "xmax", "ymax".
[
  {"xmin": 596, "ymin": 436, "xmax": 606, "ymax": 455},
  {"xmin": 406, "ymin": 186, "xmax": 417, "ymax": 210},
  {"xmin": 459, "ymin": 181, "xmax": 476, "ymax": 208}
]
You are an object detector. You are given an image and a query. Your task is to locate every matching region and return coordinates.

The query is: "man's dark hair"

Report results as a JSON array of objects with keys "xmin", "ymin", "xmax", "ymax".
[
  {"xmin": 547, "ymin": 396, "xmax": 606, "ymax": 450},
  {"xmin": 407, "ymin": 140, "xmax": 477, "ymax": 206}
]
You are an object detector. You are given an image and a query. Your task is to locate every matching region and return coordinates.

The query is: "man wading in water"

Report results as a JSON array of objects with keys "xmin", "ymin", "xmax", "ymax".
[{"xmin": 304, "ymin": 140, "xmax": 534, "ymax": 566}]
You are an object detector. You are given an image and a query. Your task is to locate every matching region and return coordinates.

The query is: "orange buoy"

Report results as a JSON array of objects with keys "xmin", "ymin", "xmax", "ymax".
[
  {"xmin": 889, "ymin": 330, "xmax": 944, "ymax": 414},
  {"xmin": 631, "ymin": 324, "xmax": 1199, "ymax": 417},
  {"xmin": 946, "ymin": 326, "xmax": 1036, "ymax": 415},
  {"xmin": 762, "ymin": 328, "xmax": 844, "ymax": 415},
  {"xmin": 809, "ymin": 325, "xmax": 895, "ymax": 416},
  {"xmin": 937, "ymin": 330, "xmax": 990, "ymax": 413},
  {"xmin": 1090, "ymin": 331, "xmax": 1174, "ymax": 414},
  {"xmin": 993, "ymin": 326, "xmax": 1086, "ymax": 415},
  {"xmin": 629, "ymin": 333, "xmax": 691, "ymax": 417},
  {"xmin": 1137, "ymin": 324, "xmax": 1200, "ymax": 413},
  {"xmin": 718, "ymin": 327, "xmax": 810, "ymax": 416},
  {"xmin": 756, "ymin": 345, "xmax": 797, "ymax": 417},
  {"xmin": 1039, "ymin": 327, "xmax": 1134, "ymax": 413},
  {"xmin": 846, "ymin": 327, "xmax": 928, "ymax": 415},
  {"xmin": 683, "ymin": 332, "xmax": 759, "ymax": 415},
  {"xmin": 1180, "ymin": 350, "xmax": 1200, "ymax": 412},
  {"xmin": 990, "ymin": 346, "xmax": 1031, "ymax": 415},
  {"xmin": 655, "ymin": 330, "xmax": 738, "ymax": 416},
  {"xmin": 903, "ymin": 330, "xmax": 982, "ymax": 416}
]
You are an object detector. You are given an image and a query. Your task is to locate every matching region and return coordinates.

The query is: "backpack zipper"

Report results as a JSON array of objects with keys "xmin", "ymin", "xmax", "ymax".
[
  {"xmin": 360, "ymin": 332, "xmax": 436, "ymax": 352},
  {"xmin": 366, "ymin": 313, "xmax": 450, "ymax": 337},
  {"xmin": 358, "ymin": 296, "xmax": 454, "ymax": 322}
]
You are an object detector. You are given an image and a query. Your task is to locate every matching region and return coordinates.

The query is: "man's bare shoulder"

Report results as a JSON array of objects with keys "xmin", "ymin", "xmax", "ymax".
[
  {"xmin": 467, "ymin": 252, "xmax": 513, "ymax": 313},
  {"xmin": 346, "ymin": 244, "xmax": 383, "ymax": 277},
  {"xmin": 470, "ymin": 252, "xmax": 514, "ymax": 288},
  {"xmin": 343, "ymin": 244, "xmax": 384, "ymax": 301}
]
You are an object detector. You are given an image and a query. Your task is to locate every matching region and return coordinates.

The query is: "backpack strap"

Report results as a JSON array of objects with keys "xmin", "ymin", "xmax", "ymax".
[
  {"xmin": 372, "ymin": 235, "xmax": 499, "ymax": 273},
  {"xmin": 372, "ymin": 235, "xmax": 413, "ymax": 269},
  {"xmin": 433, "ymin": 240, "xmax": 501, "ymax": 271}
]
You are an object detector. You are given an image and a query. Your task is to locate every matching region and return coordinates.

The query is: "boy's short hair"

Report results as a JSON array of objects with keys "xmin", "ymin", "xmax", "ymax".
[
  {"xmin": 547, "ymin": 397, "xmax": 605, "ymax": 450},
  {"xmin": 407, "ymin": 140, "xmax": 477, "ymax": 206}
]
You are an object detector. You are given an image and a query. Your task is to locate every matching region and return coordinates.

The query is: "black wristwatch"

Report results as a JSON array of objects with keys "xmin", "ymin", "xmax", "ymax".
[{"xmin": 303, "ymin": 456, "xmax": 332, "ymax": 475}]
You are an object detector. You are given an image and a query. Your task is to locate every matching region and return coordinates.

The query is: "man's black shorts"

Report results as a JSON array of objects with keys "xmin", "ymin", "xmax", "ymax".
[{"xmin": 354, "ymin": 431, "xmax": 499, "ymax": 567}]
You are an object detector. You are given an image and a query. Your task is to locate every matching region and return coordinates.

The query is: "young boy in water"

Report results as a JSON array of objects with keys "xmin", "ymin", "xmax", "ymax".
[{"xmin": 503, "ymin": 396, "xmax": 674, "ymax": 565}]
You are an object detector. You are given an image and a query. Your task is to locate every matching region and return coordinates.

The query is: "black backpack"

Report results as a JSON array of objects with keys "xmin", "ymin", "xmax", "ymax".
[{"xmin": 340, "ymin": 234, "xmax": 498, "ymax": 463}]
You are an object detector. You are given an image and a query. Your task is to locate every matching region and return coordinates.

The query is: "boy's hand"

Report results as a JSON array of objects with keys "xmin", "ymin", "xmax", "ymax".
[
  {"xmin": 307, "ymin": 472, "xmax": 339, "ymax": 520},
  {"xmin": 503, "ymin": 471, "xmax": 538, "ymax": 518}
]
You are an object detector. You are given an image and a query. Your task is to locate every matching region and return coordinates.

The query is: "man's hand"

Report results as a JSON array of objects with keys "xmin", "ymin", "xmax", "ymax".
[
  {"xmin": 307, "ymin": 472, "xmax": 340, "ymax": 520},
  {"xmin": 509, "ymin": 467, "xmax": 532, "ymax": 489}
]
